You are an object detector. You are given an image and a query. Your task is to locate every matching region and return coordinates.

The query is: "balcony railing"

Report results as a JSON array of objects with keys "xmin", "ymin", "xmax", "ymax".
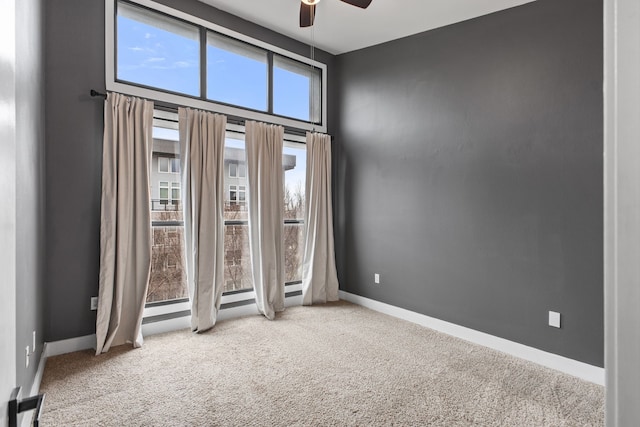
[
  {"xmin": 147, "ymin": 218, "xmax": 305, "ymax": 304},
  {"xmin": 151, "ymin": 199, "xmax": 181, "ymax": 211}
]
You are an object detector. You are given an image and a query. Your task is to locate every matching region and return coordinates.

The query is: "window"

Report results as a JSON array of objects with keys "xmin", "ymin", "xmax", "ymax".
[
  {"xmin": 283, "ymin": 142, "xmax": 306, "ymax": 283},
  {"xmin": 171, "ymin": 182, "xmax": 180, "ymax": 205},
  {"xmin": 116, "ymin": 1, "xmax": 200, "ymax": 96},
  {"xmin": 224, "ymin": 136, "xmax": 251, "ymax": 291},
  {"xmin": 159, "ymin": 181, "xmax": 169, "ymax": 204},
  {"xmin": 228, "ymin": 185, "xmax": 246, "ymax": 205},
  {"xmin": 148, "ymin": 124, "xmax": 187, "ymax": 303},
  {"xmin": 158, "ymin": 156, "xmax": 180, "ymax": 173},
  {"xmin": 144, "ymin": 116, "xmax": 307, "ymax": 307},
  {"xmin": 109, "ymin": 0, "xmax": 327, "ymax": 132},
  {"xmin": 207, "ymin": 32, "xmax": 268, "ymax": 111},
  {"xmin": 228, "ymin": 161, "xmax": 246, "ymax": 178},
  {"xmin": 274, "ymin": 55, "xmax": 321, "ymax": 123}
]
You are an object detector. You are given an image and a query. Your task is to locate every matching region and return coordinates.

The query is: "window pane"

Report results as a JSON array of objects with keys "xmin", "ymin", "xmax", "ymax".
[
  {"xmin": 207, "ymin": 32, "xmax": 268, "ymax": 111},
  {"xmin": 273, "ymin": 55, "xmax": 321, "ymax": 123},
  {"xmin": 283, "ymin": 143, "xmax": 306, "ymax": 282},
  {"xmin": 223, "ymin": 224, "xmax": 252, "ymax": 291},
  {"xmin": 117, "ymin": 1, "xmax": 200, "ymax": 96},
  {"xmin": 224, "ymin": 136, "xmax": 252, "ymax": 292},
  {"xmin": 238, "ymin": 163, "xmax": 246, "ymax": 178},
  {"xmin": 149, "ymin": 125, "xmax": 187, "ymax": 303},
  {"xmin": 224, "ymin": 138, "xmax": 247, "ymax": 219},
  {"xmin": 171, "ymin": 158, "xmax": 180, "ymax": 173},
  {"xmin": 158, "ymin": 157, "xmax": 169, "ymax": 173}
]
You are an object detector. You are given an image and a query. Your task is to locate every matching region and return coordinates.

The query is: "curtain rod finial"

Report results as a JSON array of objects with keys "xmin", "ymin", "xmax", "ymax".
[{"xmin": 91, "ymin": 89, "xmax": 107, "ymax": 98}]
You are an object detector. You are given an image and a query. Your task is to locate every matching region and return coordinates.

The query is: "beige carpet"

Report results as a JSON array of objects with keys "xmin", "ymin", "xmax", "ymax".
[{"xmin": 39, "ymin": 301, "xmax": 604, "ymax": 426}]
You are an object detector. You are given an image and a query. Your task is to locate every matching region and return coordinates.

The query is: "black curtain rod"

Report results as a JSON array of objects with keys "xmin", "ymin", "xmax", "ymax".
[
  {"xmin": 90, "ymin": 89, "xmax": 107, "ymax": 98},
  {"xmin": 89, "ymin": 89, "xmax": 313, "ymax": 138}
]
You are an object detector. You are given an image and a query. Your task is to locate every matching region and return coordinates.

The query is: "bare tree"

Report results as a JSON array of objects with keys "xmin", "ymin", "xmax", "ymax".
[
  {"xmin": 223, "ymin": 202, "xmax": 252, "ymax": 292},
  {"xmin": 147, "ymin": 180, "xmax": 306, "ymax": 303},
  {"xmin": 284, "ymin": 182, "xmax": 305, "ymax": 283},
  {"xmin": 147, "ymin": 208, "xmax": 187, "ymax": 303}
]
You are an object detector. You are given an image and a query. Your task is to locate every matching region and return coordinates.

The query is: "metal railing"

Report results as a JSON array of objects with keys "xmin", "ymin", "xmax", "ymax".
[{"xmin": 151, "ymin": 199, "xmax": 181, "ymax": 211}]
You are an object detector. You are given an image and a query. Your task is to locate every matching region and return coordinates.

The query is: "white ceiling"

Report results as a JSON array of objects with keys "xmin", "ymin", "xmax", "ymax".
[{"xmin": 196, "ymin": 0, "xmax": 536, "ymax": 55}]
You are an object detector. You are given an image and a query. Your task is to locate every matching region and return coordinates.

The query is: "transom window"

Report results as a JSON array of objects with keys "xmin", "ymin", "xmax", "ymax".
[{"xmin": 108, "ymin": 0, "xmax": 327, "ymax": 132}]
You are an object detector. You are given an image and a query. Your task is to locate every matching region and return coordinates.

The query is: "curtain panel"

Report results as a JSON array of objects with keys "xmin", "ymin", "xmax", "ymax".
[
  {"xmin": 96, "ymin": 93, "xmax": 154, "ymax": 354},
  {"xmin": 245, "ymin": 121, "xmax": 285, "ymax": 320},
  {"xmin": 302, "ymin": 132, "xmax": 339, "ymax": 305},
  {"xmin": 179, "ymin": 108, "xmax": 227, "ymax": 333}
]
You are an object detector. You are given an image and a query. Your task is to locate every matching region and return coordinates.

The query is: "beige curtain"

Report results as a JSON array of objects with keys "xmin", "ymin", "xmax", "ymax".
[
  {"xmin": 96, "ymin": 93, "xmax": 154, "ymax": 355},
  {"xmin": 245, "ymin": 121, "xmax": 285, "ymax": 320},
  {"xmin": 302, "ymin": 132, "xmax": 339, "ymax": 305},
  {"xmin": 179, "ymin": 108, "xmax": 227, "ymax": 333}
]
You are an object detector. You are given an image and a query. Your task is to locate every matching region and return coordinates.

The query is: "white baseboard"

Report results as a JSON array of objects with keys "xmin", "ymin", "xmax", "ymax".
[
  {"xmin": 22, "ymin": 344, "xmax": 49, "ymax": 427},
  {"xmin": 44, "ymin": 334, "xmax": 96, "ymax": 358},
  {"xmin": 339, "ymin": 291, "xmax": 605, "ymax": 385},
  {"xmin": 30, "ymin": 343, "xmax": 47, "ymax": 395}
]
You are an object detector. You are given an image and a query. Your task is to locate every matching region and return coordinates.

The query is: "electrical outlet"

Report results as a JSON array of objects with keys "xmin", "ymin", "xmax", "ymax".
[
  {"xmin": 548, "ymin": 311, "xmax": 561, "ymax": 328},
  {"xmin": 32, "ymin": 331, "xmax": 36, "ymax": 354},
  {"xmin": 374, "ymin": 273, "xmax": 380, "ymax": 284},
  {"xmin": 91, "ymin": 296, "xmax": 99, "ymax": 311},
  {"xmin": 25, "ymin": 346, "xmax": 29, "ymax": 368}
]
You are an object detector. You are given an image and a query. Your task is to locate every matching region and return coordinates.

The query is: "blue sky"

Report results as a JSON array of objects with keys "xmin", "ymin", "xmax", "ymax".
[{"xmin": 117, "ymin": 15, "xmax": 312, "ymax": 122}]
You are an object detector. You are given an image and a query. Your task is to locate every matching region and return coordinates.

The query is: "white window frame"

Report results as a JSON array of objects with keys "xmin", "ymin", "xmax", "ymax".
[
  {"xmin": 158, "ymin": 156, "xmax": 179, "ymax": 174},
  {"xmin": 159, "ymin": 181, "xmax": 169, "ymax": 203},
  {"xmin": 106, "ymin": 0, "xmax": 328, "ymax": 133}
]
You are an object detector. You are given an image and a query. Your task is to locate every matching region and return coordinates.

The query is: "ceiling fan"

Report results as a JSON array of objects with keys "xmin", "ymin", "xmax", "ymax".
[{"xmin": 300, "ymin": 0, "xmax": 373, "ymax": 27}]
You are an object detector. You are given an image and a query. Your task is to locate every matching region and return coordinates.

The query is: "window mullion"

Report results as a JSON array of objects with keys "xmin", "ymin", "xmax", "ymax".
[
  {"xmin": 200, "ymin": 27, "xmax": 207, "ymax": 99},
  {"xmin": 267, "ymin": 51, "xmax": 274, "ymax": 114}
]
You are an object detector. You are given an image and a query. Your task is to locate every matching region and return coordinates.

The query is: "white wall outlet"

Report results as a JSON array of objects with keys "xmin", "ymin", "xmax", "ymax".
[
  {"xmin": 32, "ymin": 330, "xmax": 36, "ymax": 354},
  {"xmin": 25, "ymin": 346, "xmax": 30, "ymax": 368},
  {"xmin": 91, "ymin": 296, "xmax": 99, "ymax": 311},
  {"xmin": 549, "ymin": 311, "xmax": 561, "ymax": 328},
  {"xmin": 374, "ymin": 273, "xmax": 380, "ymax": 284}
]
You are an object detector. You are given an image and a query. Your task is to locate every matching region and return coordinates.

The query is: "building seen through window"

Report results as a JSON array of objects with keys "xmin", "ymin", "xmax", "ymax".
[{"xmin": 146, "ymin": 127, "xmax": 306, "ymax": 303}]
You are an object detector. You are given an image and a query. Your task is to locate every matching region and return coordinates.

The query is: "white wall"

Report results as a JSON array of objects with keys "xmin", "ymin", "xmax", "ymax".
[
  {"xmin": 604, "ymin": 0, "xmax": 640, "ymax": 425},
  {"xmin": 0, "ymin": 0, "xmax": 17, "ymax": 424}
]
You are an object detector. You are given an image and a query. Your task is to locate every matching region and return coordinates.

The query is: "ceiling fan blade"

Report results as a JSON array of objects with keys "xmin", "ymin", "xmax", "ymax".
[
  {"xmin": 340, "ymin": 0, "xmax": 373, "ymax": 9},
  {"xmin": 300, "ymin": 3, "xmax": 316, "ymax": 27}
]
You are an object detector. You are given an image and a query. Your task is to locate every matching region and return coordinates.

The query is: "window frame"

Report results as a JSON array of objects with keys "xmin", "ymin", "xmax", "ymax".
[{"xmin": 106, "ymin": 0, "xmax": 327, "ymax": 133}]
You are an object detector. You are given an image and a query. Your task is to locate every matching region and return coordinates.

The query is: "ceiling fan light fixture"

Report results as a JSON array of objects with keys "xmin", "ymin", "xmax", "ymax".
[{"xmin": 301, "ymin": 0, "xmax": 321, "ymax": 5}]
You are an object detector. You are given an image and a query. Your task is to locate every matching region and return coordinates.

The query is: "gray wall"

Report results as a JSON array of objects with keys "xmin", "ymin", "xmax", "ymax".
[
  {"xmin": 16, "ymin": 0, "xmax": 46, "ymax": 393},
  {"xmin": 45, "ymin": 0, "xmax": 106, "ymax": 342},
  {"xmin": 44, "ymin": 0, "xmax": 334, "ymax": 341},
  {"xmin": 334, "ymin": 0, "xmax": 604, "ymax": 366}
]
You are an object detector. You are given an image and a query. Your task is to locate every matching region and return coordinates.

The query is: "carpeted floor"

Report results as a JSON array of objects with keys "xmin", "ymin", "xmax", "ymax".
[{"xmin": 39, "ymin": 301, "xmax": 604, "ymax": 426}]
